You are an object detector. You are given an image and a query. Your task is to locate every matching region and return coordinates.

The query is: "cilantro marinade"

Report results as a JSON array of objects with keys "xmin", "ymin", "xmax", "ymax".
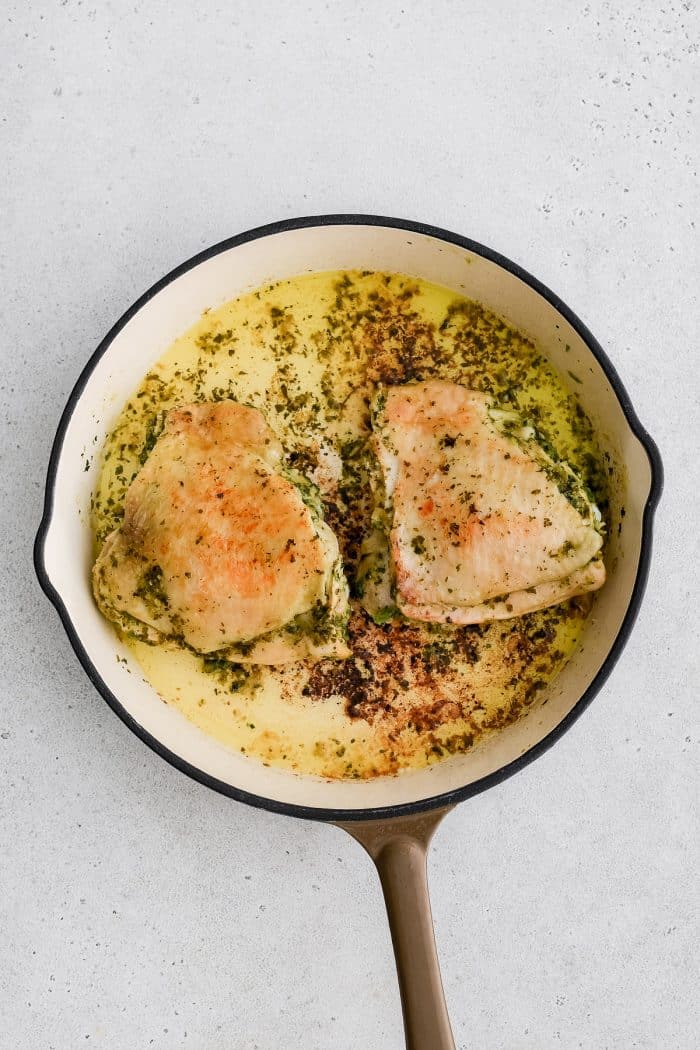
[{"xmin": 92, "ymin": 271, "xmax": 608, "ymax": 779}]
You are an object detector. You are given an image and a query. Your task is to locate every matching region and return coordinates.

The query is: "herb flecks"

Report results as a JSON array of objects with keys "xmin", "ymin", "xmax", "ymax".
[{"xmin": 91, "ymin": 269, "xmax": 608, "ymax": 780}]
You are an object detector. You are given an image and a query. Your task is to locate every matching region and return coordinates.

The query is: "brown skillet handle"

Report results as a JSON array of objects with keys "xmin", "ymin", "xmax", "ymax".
[{"xmin": 337, "ymin": 807, "xmax": 455, "ymax": 1050}]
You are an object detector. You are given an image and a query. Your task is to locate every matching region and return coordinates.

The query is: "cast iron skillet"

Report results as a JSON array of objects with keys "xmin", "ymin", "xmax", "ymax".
[{"xmin": 34, "ymin": 216, "xmax": 662, "ymax": 1049}]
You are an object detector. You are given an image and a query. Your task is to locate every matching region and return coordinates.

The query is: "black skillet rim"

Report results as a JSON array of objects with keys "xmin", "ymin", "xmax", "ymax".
[{"xmin": 33, "ymin": 214, "xmax": 664, "ymax": 823}]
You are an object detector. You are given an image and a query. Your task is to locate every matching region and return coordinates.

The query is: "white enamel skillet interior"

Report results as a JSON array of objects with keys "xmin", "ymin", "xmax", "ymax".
[{"xmin": 34, "ymin": 215, "xmax": 662, "ymax": 821}]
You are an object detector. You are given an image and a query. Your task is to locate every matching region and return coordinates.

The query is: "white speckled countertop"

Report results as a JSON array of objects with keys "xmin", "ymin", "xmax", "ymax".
[{"xmin": 1, "ymin": 2, "xmax": 698, "ymax": 1047}]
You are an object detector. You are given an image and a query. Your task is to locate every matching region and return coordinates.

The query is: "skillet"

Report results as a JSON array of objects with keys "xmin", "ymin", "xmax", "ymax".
[{"xmin": 34, "ymin": 215, "xmax": 662, "ymax": 1049}]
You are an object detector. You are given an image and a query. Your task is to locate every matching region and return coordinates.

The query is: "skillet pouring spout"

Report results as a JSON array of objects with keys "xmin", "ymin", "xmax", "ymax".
[{"xmin": 338, "ymin": 807, "xmax": 455, "ymax": 1050}]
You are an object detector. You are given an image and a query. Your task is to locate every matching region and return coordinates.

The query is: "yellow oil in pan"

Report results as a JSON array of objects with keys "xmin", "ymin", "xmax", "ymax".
[{"xmin": 92, "ymin": 271, "xmax": 608, "ymax": 779}]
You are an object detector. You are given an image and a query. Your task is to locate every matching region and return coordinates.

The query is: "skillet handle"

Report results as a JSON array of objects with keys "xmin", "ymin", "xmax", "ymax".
[{"xmin": 338, "ymin": 807, "xmax": 455, "ymax": 1050}]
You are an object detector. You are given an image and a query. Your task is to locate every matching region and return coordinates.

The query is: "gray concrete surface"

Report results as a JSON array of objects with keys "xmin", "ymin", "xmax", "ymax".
[{"xmin": 2, "ymin": 2, "xmax": 698, "ymax": 1047}]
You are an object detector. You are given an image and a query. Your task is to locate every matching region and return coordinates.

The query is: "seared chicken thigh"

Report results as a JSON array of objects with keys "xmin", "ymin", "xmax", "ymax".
[
  {"xmin": 359, "ymin": 381, "xmax": 605, "ymax": 625},
  {"xmin": 93, "ymin": 401, "xmax": 349, "ymax": 663}
]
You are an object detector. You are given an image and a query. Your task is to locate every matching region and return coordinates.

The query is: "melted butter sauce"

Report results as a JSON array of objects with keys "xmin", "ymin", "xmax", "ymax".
[{"xmin": 93, "ymin": 271, "xmax": 608, "ymax": 780}]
